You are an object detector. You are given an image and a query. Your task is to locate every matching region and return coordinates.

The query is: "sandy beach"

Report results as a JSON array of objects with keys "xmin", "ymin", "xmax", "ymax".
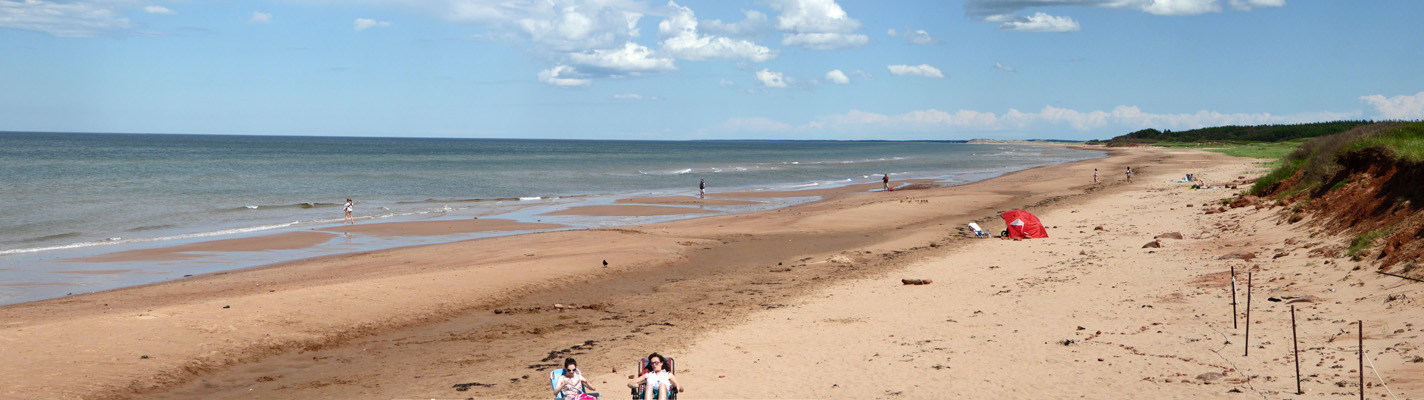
[{"xmin": 2, "ymin": 146, "xmax": 1420, "ymax": 399}]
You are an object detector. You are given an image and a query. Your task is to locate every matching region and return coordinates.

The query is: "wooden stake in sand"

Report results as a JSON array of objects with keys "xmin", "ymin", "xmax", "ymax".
[
  {"xmin": 1244, "ymin": 272, "xmax": 1252, "ymax": 357},
  {"xmin": 1292, "ymin": 305, "xmax": 1301, "ymax": 395},
  {"xmin": 1359, "ymin": 320, "xmax": 1365, "ymax": 400},
  {"xmin": 1231, "ymin": 265, "xmax": 1238, "ymax": 329}
]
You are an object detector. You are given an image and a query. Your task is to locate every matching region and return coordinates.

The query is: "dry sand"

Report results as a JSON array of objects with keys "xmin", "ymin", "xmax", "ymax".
[{"xmin": 2, "ymin": 147, "xmax": 1420, "ymax": 399}]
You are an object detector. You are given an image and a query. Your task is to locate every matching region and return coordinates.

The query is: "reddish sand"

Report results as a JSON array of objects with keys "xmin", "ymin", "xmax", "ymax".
[
  {"xmin": 2, "ymin": 147, "xmax": 1420, "ymax": 400},
  {"xmin": 538, "ymin": 205, "xmax": 720, "ymax": 217},
  {"xmin": 320, "ymin": 218, "xmax": 565, "ymax": 237},
  {"xmin": 69, "ymin": 231, "xmax": 339, "ymax": 262}
]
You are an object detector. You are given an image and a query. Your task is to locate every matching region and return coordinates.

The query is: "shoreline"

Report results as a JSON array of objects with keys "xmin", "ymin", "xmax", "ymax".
[
  {"xmin": 0, "ymin": 146, "xmax": 1130, "ymax": 398},
  {"xmin": 0, "ymin": 146, "xmax": 1095, "ymax": 306},
  {"xmin": 15, "ymin": 146, "xmax": 1414, "ymax": 399}
]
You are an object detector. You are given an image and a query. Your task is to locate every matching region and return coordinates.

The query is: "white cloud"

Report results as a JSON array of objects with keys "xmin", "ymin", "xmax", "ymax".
[
  {"xmin": 755, "ymin": 69, "xmax": 788, "ymax": 88},
  {"xmin": 825, "ymin": 69, "xmax": 849, "ymax": 84},
  {"xmin": 1229, "ymin": 0, "xmax": 1286, "ymax": 10},
  {"xmin": 718, "ymin": 78, "xmax": 736, "ymax": 87},
  {"xmin": 1141, "ymin": 0, "xmax": 1221, "ymax": 15},
  {"xmin": 888, "ymin": 28, "xmax": 937, "ymax": 44},
  {"xmin": 781, "ymin": 32, "xmax": 869, "ymax": 50},
  {"xmin": 538, "ymin": 65, "xmax": 592, "ymax": 87},
  {"xmin": 466, "ymin": 0, "xmax": 648, "ymax": 53},
  {"xmin": 613, "ymin": 93, "xmax": 643, "ymax": 100},
  {"xmin": 0, "ymin": 0, "xmax": 137, "ymax": 37},
  {"xmin": 1361, "ymin": 92, "xmax": 1424, "ymax": 120},
  {"xmin": 699, "ymin": 9, "xmax": 770, "ymax": 37},
  {"xmin": 887, "ymin": 64, "xmax": 944, "ymax": 79},
  {"xmin": 998, "ymin": 12, "xmax": 1080, "ymax": 32},
  {"xmin": 658, "ymin": 1, "xmax": 775, "ymax": 62},
  {"xmin": 712, "ymin": 104, "xmax": 1356, "ymax": 137},
  {"xmin": 250, "ymin": 11, "xmax": 272, "ymax": 24},
  {"xmin": 768, "ymin": 0, "xmax": 868, "ymax": 50},
  {"xmin": 566, "ymin": 42, "xmax": 675, "ymax": 73},
  {"xmin": 143, "ymin": 5, "xmax": 174, "ymax": 15},
  {"xmin": 964, "ymin": 0, "xmax": 1284, "ymax": 29},
  {"xmin": 354, "ymin": 18, "xmax": 392, "ymax": 31},
  {"xmin": 994, "ymin": 62, "xmax": 1016, "ymax": 72}
]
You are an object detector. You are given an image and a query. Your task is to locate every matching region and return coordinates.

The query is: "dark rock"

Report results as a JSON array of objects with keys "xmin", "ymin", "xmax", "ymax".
[
  {"xmin": 1229, "ymin": 196, "xmax": 1257, "ymax": 208},
  {"xmin": 1143, "ymin": 241, "xmax": 1161, "ymax": 248},
  {"xmin": 1196, "ymin": 372, "xmax": 1224, "ymax": 381},
  {"xmin": 1220, "ymin": 251, "xmax": 1256, "ymax": 261}
]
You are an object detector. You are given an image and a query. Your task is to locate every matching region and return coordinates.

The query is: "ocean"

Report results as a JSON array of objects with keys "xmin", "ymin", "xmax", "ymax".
[{"xmin": 0, "ymin": 132, "xmax": 1104, "ymax": 304}]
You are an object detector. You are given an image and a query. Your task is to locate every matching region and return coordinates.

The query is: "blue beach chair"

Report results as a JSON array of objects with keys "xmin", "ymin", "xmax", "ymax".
[{"xmin": 551, "ymin": 368, "xmax": 600, "ymax": 400}]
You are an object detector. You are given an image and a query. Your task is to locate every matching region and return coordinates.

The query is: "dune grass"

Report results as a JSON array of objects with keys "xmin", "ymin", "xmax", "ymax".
[
  {"xmin": 1348, "ymin": 123, "xmax": 1424, "ymax": 162},
  {"xmin": 1155, "ymin": 140, "xmax": 1306, "ymax": 160}
]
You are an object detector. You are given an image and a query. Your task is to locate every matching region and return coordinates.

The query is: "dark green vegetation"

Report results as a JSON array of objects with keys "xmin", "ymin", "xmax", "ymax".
[{"xmin": 1088, "ymin": 121, "xmax": 1375, "ymax": 147}]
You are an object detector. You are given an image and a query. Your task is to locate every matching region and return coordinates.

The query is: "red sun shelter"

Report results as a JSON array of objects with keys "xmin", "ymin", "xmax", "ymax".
[{"xmin": 1001, "ymin": 209, "xmax": 1048, "ymax": 239}]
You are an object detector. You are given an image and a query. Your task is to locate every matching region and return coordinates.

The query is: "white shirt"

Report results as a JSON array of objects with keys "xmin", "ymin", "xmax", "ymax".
[{"xmin": 645, "ymin": 370, "xmax": 670, "ymax": 389}]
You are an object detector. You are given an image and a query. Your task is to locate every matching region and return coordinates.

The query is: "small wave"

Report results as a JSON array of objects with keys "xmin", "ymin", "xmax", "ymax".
[
  {"xmin": 128, "ymin": 222, "xmax": 176, "ymax": 232},
  {"xmin": 0, "ymin": 221, "xmax": 304, "ymax": 256},
  {"xmin": 519, "ymin": 197, "xmax": 542, "ymax": 201},
  {"xmin": 225, "ymin": 202, "xmax": 340, "ymax": 212},
  {"xmin": 21, "ymin": 232, "xmax": 84, "ymax": 243},
  {"xmin": 638, "ymin": 168, "xmax": 693, "ymax": 175},
  {"xmin": 126, "ymin": 224, "xmax": 175, "ymax": 232}
]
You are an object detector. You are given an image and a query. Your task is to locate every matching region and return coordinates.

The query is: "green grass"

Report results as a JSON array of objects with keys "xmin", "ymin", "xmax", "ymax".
[
  {"xmin": 1348, "ymin": 123, "xmax": 1424, "ymax": 162},
  {"xmin": 1207, "ymin": 140, "xmax": 1308, "ymax": 159},
  {"xmin": 1153, "ymin": 140, "xmax": 1305, "ymax": 159},
  {"xmin": 1347, "ymin": 228, "xmax": 1393, "ymax": 259},
  {"xmin": 1249, "ymin": 157, "xmax": 1304, "ymax": 196}
]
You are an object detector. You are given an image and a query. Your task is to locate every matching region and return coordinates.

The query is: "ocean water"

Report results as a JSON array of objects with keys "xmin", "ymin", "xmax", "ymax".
[{"xmin": 0, "ymin": 132, "xmax": 1103, "ymax": 304}]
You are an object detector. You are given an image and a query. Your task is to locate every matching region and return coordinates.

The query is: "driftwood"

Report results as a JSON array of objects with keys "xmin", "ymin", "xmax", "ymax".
[{"xmin": 901, "ymin": 279, "xmax": 933, "ymax": 285}]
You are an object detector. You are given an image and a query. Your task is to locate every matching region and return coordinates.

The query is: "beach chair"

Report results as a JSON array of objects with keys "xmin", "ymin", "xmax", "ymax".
[
  {"xmin": 968, "ymin": 223, "xmax": 990, "ymax": 238},
  {"xmin": 630, "ymin": 357, "xmax": 677, "ymax": 400},
  {"xmin": 551, "ymin": 368, "xmax": 600, "ymax": 400}
]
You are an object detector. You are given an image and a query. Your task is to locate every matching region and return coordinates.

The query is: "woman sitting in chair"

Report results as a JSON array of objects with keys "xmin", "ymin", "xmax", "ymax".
[
  {"xmin": 554, "ymin": 357, "xmax": 597, "ymax": 400},
  {"xmin": 628, "ymin": 353, "xmax": 682, "ymax": 399}
]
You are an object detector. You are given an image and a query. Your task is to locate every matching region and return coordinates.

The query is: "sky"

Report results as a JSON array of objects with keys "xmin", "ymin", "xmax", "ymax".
[{"xmin": 2, "ymin": 0, "xmax": 1422, "ymax": 141}]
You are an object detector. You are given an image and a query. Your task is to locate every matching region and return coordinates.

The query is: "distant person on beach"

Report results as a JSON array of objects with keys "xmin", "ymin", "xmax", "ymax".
[
  {"xmin": 628, "ymin": 352, "xmax": 682, "ymax": 400},
  {"xmin": 554, "ymin": 357, "xmax": 596, "ymax": 400},
  {"xmin": 1093, "ymin": 168, "xmax": 1099, "ymax": 184},
  {"xmin": 1125, "ymin": 167, "xmax": 1133, "ymax": 183},
  {"xmin": 883, "ymin": 174, "xmax": 890, "ymax": 191},
  {"xmin": 343, "ymin": 199, "xmax": 354, "ymax": 225},
  {"xmin": 699, "ymin": 179, "xmax": 705, "ymax": 199}
]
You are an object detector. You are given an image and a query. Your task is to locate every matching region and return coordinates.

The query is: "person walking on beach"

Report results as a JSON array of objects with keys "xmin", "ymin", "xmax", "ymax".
[
  {"xmin": 699, "ymin": 179, "xmax": 705, "ymax": 199},
  {"xmin": 1125, "ymin": 167, "xmax": 1133, "ymax": 183},
  {"xmin": 1093, "ymin": 168, "xmax": 1099, "ymax": 184},
  {"xmin": 882, "ymin": 174, "xmax": 890, "ymax": 191},
  {"xmin": 343, "ymin": 199, "xmax": 354, "ymax": 225}
]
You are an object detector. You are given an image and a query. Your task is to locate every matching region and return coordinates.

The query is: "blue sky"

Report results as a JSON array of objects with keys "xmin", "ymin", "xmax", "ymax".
[{"xmin": 2, "ymin": 0, "xmax": 1422, "ymax": 140}]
